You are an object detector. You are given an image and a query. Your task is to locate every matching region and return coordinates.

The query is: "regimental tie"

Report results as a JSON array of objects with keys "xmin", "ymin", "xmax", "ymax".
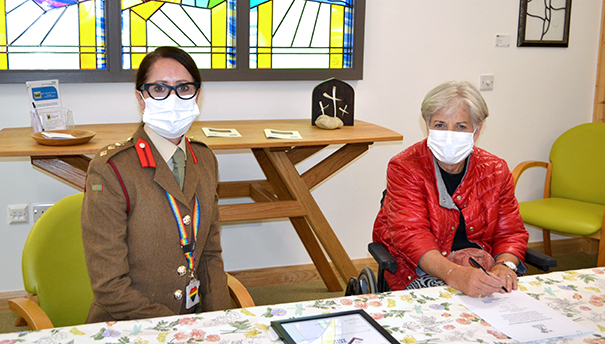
[{"xmin": 172, "ymin": 148, "xmax": 186, "ymax": 189}]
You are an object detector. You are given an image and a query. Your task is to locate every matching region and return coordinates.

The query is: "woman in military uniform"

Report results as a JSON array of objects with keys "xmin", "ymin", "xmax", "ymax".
[{"xmin": 81, "ymin": 46, "xmax": 230, "ymax": 322}]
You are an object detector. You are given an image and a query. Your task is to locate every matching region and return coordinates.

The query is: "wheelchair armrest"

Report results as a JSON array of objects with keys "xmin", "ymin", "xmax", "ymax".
[
  {"xmin": 368, "ymin": 243, "xmax": 397, "ymax": 274},
  {"xmin": 525, "ymin": 247, "xmax": 557, "ymax": 272}
]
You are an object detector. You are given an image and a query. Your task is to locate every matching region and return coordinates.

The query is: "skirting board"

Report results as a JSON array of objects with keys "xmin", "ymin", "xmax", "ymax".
[{"xmin": 0, "ymin": 238, "xmax": 590, "ymax": 313}]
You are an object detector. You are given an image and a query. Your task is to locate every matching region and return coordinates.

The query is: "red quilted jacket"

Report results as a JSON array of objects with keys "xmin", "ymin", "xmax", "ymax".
[{"xmin": 372, "ymin": 139, "xmax": 528, "ymax": 290}]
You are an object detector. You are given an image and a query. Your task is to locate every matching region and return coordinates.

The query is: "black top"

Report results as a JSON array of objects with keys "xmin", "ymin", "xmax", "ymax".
[{"xmin": 438, "ymin": 160, "xmax": 481, "ymax": 252}]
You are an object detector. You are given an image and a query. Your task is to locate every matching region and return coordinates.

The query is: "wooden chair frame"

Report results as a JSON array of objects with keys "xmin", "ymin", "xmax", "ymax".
[
  {"xmin": 9, "ymin": 273, "xmax": 255, "ymax": 331},
  {"xmin": 512, "ymin": 161, "xmax": 605, "ymax": 266}
]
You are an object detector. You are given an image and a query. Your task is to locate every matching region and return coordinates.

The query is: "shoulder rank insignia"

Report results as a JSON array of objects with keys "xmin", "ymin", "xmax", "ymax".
[
  {"xmin": 185, "ymin": 137, "xmax": 198, "ymax": 164},
  {"xmin": 135, "ymin": 138, "xmax": 156, "ymax": 168}
]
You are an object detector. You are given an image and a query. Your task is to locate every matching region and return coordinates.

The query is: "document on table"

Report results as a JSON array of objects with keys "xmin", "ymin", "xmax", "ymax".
[
  {"xmin": 453, "ymin": 290, "xmax": 592, "ymax": 343},
  {"xmin": 264, "ymin": 129, "xmax": 302, "ymax": 139},
  {"xmin": 202, "ymin": 127, "xmax": 242, "ymax": 137}
]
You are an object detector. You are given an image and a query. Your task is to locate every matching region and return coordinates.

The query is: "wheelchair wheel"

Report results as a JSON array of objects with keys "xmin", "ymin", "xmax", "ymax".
[
  {"xmin": 358, "ymin": 267, "xmax": 377, "ymax": 295},
  {"xmin": 345, "ymin": 277, "xmax": 360, "ymax": 296}
]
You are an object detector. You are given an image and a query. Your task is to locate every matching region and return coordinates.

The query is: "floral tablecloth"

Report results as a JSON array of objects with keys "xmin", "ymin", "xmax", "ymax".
[{"xmin": 2, "ymin": 268, "xmax": 605, "ymax": 344}]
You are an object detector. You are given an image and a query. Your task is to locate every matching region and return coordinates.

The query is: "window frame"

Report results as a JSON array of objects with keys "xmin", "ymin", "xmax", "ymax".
[{"xmin": 1, "ymin": 0, "xmax": 365, "ymax": 83}]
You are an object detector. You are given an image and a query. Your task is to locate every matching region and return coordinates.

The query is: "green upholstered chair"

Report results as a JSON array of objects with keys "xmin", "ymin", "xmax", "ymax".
[
  {"xmin": 9, "ymin": 193, "xmax": 92, "ymax": 330},
  {"xmin": 512, "ymin": 123, "xmax": 605, "ymax": 267},
  {"xmin": 9, "ymin": 193, "xmax": 254, "ymax": 330}
]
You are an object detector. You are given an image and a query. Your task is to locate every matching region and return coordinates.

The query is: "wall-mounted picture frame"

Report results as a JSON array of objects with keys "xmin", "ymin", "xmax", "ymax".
[{"xmin": 517, "ymin": 0, "xmax": 572, "ymax": 47}]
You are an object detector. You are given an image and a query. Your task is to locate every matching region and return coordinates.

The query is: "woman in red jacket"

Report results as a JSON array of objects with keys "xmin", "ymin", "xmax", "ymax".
[{"xmin": 373, "ymin": 81, "xmax": 528, "ymax": 297}]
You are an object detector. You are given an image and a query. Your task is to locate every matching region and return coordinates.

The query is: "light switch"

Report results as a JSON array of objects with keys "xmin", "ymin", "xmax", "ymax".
[{"xmin": 480, "ymin": 74, "xmax": 494, "ymax": 91}]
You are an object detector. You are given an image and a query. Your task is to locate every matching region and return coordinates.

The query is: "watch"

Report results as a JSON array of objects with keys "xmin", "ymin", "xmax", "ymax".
[{"xmin": 496, "ymin": 260, "xmax": 517, "ymax": 272}]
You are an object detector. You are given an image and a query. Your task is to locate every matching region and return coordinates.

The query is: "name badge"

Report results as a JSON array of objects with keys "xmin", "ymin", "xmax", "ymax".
[{"xmin": 185, "ymin": 279, "xmax": 200, "ymax": 309}]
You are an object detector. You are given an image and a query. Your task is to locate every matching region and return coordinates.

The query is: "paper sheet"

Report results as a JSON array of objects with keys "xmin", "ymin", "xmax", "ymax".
[
  {"xmin": 264, "ymin": 129, "xmax": 302, "ymax": 139},
  {"xmin": 452, "ymin": 290, "xmax": 592, "ymax": 343},
  {"xmin": 41, "ymin": 132, "xmax": 76, "ymax": 139},
  {"xmin": 202, "ymin": 127, "xmax": 242, "ymax": 137}
]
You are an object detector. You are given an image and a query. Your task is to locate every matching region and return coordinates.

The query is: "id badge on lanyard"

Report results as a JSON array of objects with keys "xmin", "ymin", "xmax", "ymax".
[{"xmin": 166, "ymin": 192, "xmax": 201, "ymax": 309}]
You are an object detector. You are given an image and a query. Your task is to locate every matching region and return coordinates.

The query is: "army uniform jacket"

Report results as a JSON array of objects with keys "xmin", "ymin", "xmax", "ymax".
[{"xmin": 81, "ymin": 125, "xmax": 230, "ymax": 322}]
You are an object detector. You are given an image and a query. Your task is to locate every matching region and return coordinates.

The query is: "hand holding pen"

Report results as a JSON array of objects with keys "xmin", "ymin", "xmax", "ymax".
[{"xmin": 468, "ymin": 257, "xmax": 509, "ymax": 293}]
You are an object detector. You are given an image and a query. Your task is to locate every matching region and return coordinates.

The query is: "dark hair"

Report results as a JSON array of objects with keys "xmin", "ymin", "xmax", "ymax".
[{"xmin": 135, "ymin": 46, "xmax": 202, "ymax": 91}]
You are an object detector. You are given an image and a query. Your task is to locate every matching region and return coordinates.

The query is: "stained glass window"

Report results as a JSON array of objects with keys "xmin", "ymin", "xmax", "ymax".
[
  {"xmin": 1, "ymin": 0, "xmax": 105, "ymax": 71},
  {"xmin": 1, "ymin": 0, "xmax": 364, "ymax": 82},
  {"xmin": 121, "ymin": 0, "xmax": 236, "ymax": 70},
  {"xmin": 250, "ymin": 0, "xmax": 354, "ymax": 70}
]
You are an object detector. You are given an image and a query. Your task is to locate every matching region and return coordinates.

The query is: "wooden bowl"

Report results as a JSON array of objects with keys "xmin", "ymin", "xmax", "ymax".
[{"xmin": 31, "ymin": 129, "xmax": 96, "ymax": 146}]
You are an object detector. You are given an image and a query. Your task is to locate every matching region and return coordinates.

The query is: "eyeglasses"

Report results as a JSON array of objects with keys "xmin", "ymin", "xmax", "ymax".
[{"xmin": 140, "ymin": 82, "xmax": 201, "ymax": 100}]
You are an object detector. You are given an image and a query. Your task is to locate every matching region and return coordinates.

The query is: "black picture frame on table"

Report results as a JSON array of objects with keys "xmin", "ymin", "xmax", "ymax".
[{"xmin": 517, "ymin": 0, "xmax": 572, "ymax": 47}]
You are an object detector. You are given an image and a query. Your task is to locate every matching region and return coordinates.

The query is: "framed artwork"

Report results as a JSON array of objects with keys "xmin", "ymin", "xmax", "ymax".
[{"xmin": 517, "ymin": 0, "xmax": 572, "ymax": 47}]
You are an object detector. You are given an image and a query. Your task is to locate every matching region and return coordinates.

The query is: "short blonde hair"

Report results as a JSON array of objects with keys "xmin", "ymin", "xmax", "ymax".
[{"xmin": 421, "ymin": 81, "xmax": 489, "ymax": 129}]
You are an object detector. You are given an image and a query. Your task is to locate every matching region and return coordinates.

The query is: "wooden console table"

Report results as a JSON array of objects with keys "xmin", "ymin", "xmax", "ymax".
[{"xmin": 0, "ymin": 120, "xmax": 402, "ymax": 291}]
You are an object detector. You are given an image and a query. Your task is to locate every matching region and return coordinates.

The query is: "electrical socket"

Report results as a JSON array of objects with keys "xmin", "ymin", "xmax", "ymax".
[
  {"xmin": 33, "ymin": 204, "xmax": 54, "ymax": 223},
  {"xmin": 8, "ymin": 204, "xmax": 28, "ymax": 224}
]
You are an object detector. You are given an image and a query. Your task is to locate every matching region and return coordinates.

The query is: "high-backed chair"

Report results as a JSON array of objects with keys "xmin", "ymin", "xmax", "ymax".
[
  {"xmin": 8, "ymin": 193, "xmax": 254, "ymax": 330},
  {"xmin": 512, "ymin": 123, "xmax": 605, "ymax": 267}
]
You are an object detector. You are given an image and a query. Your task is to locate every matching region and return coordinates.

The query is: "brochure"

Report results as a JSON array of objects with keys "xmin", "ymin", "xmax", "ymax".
[
  {"xmin": 202, "ymin": 127, "xmax": 242, "ymax": 137},
  {"xmin": 264, "ymin": 128, "xmax": 302, "ymax": 139},
  {"xmin": 26, "ymin": 79, "xmax": 65, "ymax": 131}
]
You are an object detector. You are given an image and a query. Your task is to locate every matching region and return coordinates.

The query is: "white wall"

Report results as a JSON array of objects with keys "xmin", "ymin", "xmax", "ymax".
[{"xmin": 0, "ymin": 1, "xmax": 601, "ymax": 292}]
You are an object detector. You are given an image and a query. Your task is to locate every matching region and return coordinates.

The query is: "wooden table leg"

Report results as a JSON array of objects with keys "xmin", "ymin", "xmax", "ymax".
[
  {"xmin": 253, "ymin": 149, "xmax": 343, "ymax": 291},
  {"xmin": 264, "ymin": 148, "xmax": 359, "ymax": 284}
]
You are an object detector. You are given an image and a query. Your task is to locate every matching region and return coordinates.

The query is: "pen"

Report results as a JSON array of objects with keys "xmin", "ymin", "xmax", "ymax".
[{"xmin": 468, "ymin": 257, "xmax": 509, "ymax": 293}]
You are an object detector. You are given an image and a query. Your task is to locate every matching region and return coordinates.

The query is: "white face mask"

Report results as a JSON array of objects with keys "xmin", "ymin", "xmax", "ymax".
[
  {"xmin": 141, "ymin": 93, "xmax": 200, "ymax": 139},
  {"xmin": 427, "ymin": 129, "xmax": 475, "ymax": 165}
]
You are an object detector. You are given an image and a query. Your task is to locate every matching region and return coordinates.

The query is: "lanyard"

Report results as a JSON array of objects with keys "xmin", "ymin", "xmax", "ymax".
[{"xmin": 165, "ymin": 191, "xmax": 200, "ymax": 274}]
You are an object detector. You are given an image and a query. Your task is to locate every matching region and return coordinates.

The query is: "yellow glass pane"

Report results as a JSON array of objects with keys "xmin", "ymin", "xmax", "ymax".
[
  {"xmin": 81, "ymin": 53, "xmax": 96, "ymax": 69},
  {"xmin": 258, "ymin": 54, "xmax": 271, "ymax": 69},
  {"xmin": 131, "ymin": 2, "xmax": 164, "ymax": 20},
  {"xmin": 81, "ymin": 47, "xmax": 96, "ymax": 53},
  {"xmin": 211, "ymin": 2, "xmax": 226, "ymax": 69},
  {"xmin": 330, "ymin": 5, "xmax": 344, "ymax": 48},
  {"xmin": 79, "ymin": 1, "xmax": 96, "ymax": 46},
  {"xmin": 0, "ymin": 0, "xmax": 6, "ymax": 46},
  {"xmin": 258, "ymin": 47, "xmax": 271, "ymax": 54},
  {"xmin": 212, "ymin": 53, "xmax": 226, "ymax": 69},
  {"xmin": 0, "ymin": 53, "xmax": 7, "ymax": 70},
  {"xmin": 258, "ymin": 1, "xmax": 272, "ymax": 48},
  {"xmin": 122, "ymin": 0, "xmax": 143, "ymax": 10},
  {"xmin": 212, "ymin": 2, "xmax": 227, "ymax": 48},
  {"xmin": 330, "ymin": 53, "xmax": 343, "ymax": 69},
  {"xmin": 130, "ymin": 12, "xmax": 147, "ymax": 46},
  {"xmin": 131, "ymin": 53, "xmax": 146, "ymax": 69}
]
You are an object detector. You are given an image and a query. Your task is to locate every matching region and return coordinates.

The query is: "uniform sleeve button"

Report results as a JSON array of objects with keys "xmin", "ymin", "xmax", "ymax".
[
  {"xmin": 174, "ymin": 290, "xmax": 183, "ymax": 300},
  {"xmin": 456, "ymin": 196, "xmax": 461, "ymax": 200},
  {"xmin": 470, "ymin": 227, "xmax": 474, "ymax": 231},
  {"xmin": 407, "ymin": 276, "xmax": 412, "ymax": 280},
  {"xmin": 451, "ymin": 226, "xmax": 456, "ymax": 231},
  {"xmin": 441, "ymin": 251, "xmax": 447, "ymax": 256}
]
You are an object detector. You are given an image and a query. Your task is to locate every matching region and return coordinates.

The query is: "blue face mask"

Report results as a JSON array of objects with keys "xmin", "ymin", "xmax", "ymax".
[
  {"xmin": 141, "ymin": 93, "xmax": 200, "ymax": 139},
  {"xmin": 427, "ymin": 129, "xmax": 475, "ymax": 165}
]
